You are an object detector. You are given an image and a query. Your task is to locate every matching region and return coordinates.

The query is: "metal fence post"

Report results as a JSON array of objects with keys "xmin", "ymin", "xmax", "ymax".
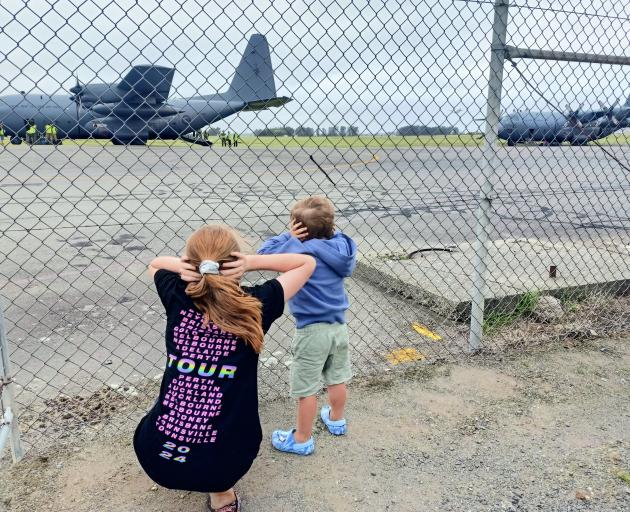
[
  {"xmin": 468, "ymin": 0, "xmax": 510, "ymax": 352},
  {"xmin": 0, "ymin": 302, "xmax": 24, "ymax": 462}
]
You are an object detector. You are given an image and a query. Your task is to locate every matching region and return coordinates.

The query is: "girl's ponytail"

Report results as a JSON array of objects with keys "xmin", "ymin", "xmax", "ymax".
[{"xmin": 184, "ymin": 226, "xmax": 264, "ymax": 353}]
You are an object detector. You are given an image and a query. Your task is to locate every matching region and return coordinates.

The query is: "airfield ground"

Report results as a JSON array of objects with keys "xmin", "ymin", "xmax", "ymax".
[
  {"xmin": 2, "ymin": 335, "xmax": 629, "ymax": 511},
  {"xmin": 3, "ymin": 132, "xmax": 630, "ymax": 149},
  {"xmin": 0, "ymin": 142, "xmax": 628, "ymax": 448}
]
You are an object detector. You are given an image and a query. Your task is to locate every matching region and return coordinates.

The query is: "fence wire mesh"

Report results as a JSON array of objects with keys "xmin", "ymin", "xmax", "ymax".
[{"xmin": 0, "ymin": 0, "xmax": 629, "ymax": 455}]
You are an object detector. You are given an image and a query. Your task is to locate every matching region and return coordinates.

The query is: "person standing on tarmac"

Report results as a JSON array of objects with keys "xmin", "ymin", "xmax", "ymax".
[
  {"xmin": 45, "ymin": 123, "xmax": 53, "ymax": 144},
  {"xmin": 0, "ymin": 123, "xmax": 5, "ymax": 144},
  {"xmin": 233, "ymin": 132, "xmax": 238, "ymax": 148},
  {"xmin": 51, "ymin": 123, "xmax": 58, "ymax": 144},
  {"xmin": 227, "ymin": 131, "xmax": 232, "ymax": 148},
  {"xmin": 26, "ymin": 123, "xmax": 37, "ymax": 145},
  {"xmin": 220, "ymin": 130, "xmax": 225, "ymax": 147}
]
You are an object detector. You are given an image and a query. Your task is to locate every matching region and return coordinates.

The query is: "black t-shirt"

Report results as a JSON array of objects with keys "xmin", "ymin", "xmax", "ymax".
[{"xmin": 133, "ymin": 270, "xmax": 284, "ymax": 492}]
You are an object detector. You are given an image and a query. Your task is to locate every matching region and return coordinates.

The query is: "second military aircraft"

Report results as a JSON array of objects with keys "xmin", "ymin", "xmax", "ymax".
[{"xmin": 498, "ymin": 97, "xmax": 630, "ymax": 146}]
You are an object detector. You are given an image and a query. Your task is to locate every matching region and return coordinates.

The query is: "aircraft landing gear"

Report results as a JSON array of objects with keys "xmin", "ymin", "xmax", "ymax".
[
  {"xmin": 10, "ymin": 136, "xmax": 22, "ymax": 145},
  {"xmin": 180, "ymin": 134, "xmax": 213, "ymax": 147}
]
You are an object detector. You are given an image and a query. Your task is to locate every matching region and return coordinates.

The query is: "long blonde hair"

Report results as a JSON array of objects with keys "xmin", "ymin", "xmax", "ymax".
[{"xmin": 184, "ymin": 225, "xmax": 264, "ymax": 353}]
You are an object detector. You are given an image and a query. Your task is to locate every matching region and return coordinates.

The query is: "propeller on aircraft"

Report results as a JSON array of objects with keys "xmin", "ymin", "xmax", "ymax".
[
  {"xmin": 598, "ymin": 99, "xmax": 621, "ymax": 125},
  {"xmin": 70, "ymin": 75, "xmax": 83, "ymax": 121},
  {"xmin": 565, "ymin": 103, "xmax": 585, "ymax": 128}
]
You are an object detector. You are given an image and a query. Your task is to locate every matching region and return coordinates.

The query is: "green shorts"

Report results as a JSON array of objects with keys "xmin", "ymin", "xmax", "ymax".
[{"xmin": 290, "ymin": 322, "xmax": 352, "ymax": 398}]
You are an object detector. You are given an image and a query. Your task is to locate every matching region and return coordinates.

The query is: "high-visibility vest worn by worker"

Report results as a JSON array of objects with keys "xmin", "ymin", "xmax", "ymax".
[
  {"xmin": 0, "ymin": 126, "xmax": 5, "ymax": 136},
  {"xmin": 45, "ymin": 124, "xmax": 52, "ymax": 135},
  {"xmin": 27, "ymin": 125, "xmax": 36, "ymax": 135}
]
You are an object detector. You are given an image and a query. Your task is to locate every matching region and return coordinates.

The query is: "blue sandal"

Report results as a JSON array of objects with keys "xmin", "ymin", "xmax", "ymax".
[
  {"xmin": 320, "ymin": 405, "xmax": 347, "ymax": 435},
  {"xmin": 271, "ymin": 428, "xmax": 315, "ymax": 455}
]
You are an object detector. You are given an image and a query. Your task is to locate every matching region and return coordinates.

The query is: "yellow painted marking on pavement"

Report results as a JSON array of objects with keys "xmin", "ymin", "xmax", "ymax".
[
  {"xmin": 412, "ymin": 322, "xmax": 442, "ymax": 341},
  {"xmin": 386, "ymin": 348, "xmax": 426, "ymax": 365}
]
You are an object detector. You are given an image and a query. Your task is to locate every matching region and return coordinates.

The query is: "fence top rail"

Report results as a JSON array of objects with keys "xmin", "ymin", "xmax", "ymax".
[{"xmin": 505, "ymin": 46, "xmax": 630, "ymax": 66}]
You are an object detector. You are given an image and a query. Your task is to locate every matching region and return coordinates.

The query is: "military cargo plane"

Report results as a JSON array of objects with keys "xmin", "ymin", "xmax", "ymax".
[
  {"xmin": 498, "ymin": 97, "xmax": 630, "ymax": 146},
  {"xmin": 0, "ymin": 34, "xmax": 290, "ymax": 145}
]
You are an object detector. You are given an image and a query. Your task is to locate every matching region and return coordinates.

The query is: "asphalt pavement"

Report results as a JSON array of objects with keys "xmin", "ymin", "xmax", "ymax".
[{"xmin": 0, "ymin": 142, "xmax": 628, "ymax": 417}]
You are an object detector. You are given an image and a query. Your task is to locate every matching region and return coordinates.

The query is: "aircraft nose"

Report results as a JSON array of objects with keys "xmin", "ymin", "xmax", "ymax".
[{"xmin": 497, "ymin": 117, "xmax": 513, "ymax": 140}]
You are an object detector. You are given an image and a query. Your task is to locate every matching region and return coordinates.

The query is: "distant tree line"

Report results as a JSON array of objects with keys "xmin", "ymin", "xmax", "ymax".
[
  {"xmin": 254, "ymin": 127, "xmax": 295, "ymax": 137},
  {"xmin": 396, "ymin": 125, "xmax": 459, "ymax": 136},
  {"xmin": 253, "ymin": 125, "xmax": 360, "ymax": 137}
]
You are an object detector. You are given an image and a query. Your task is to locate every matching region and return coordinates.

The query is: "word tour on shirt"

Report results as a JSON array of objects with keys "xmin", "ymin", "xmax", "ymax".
[{"xmin": 155, "ymin": 308, "xmax": 241, "ymax": 452}]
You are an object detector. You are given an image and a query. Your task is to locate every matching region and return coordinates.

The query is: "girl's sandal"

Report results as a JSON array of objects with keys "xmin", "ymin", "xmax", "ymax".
[{"xmin": 206, "ymin": 491, "xmax": 240, "ymax": 512}]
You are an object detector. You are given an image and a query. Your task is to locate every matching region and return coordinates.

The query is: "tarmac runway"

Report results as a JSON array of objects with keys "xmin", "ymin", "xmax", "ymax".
[
  {"xmin": 1, "ymin": 143, "xmax": 628, "ymax": 249},
  {"xmin": 0, "ymin": 143, "xmax": 628, "ymax": 428}
]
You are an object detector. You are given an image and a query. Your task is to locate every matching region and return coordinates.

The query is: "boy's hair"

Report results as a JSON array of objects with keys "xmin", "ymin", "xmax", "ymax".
[{"xmin": 291, "ymin": 196, "xmax": 335, "ymax": 240}]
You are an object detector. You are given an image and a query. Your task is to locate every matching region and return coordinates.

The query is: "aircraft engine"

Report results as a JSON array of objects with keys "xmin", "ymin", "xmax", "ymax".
[{"xmin": 70, "ymin": 84, "xmax": 127, "ymax": 108}]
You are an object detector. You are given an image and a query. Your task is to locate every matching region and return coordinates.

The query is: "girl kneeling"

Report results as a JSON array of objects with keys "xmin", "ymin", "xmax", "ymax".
[{"xmin": 134, "ymin": 225, "xmax": 315, "ymax": 511}]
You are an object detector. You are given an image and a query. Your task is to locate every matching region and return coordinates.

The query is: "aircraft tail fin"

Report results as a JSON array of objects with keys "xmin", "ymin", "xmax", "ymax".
[{"xmin": 227, "ymin": 34, "xmax": 279, "ymax": 103}]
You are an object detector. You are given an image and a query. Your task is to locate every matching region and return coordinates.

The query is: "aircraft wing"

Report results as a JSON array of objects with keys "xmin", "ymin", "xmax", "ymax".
[
  {"xmin": 118, "ymin": 65, "xmax": 175, "ymax": 105},
  {"xmin": 242, "ymin": 96, "xmax": 292, "ymax": 111}
]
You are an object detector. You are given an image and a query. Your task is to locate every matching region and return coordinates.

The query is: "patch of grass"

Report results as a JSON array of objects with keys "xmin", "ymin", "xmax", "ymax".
[
  {"xmin": 234, "ymin": 134, "xmax": 482, "ymax": 149},
  {"xmin": 575, "ymin": 365, "xmax": 587, "ymax": 376},
  {"xmin": 10, "ymin": 132, "xmax": 630, "ymax": 149},
  {"xmin": 616, "ymin": 470, "xmax": 630, "ymax": 485},
  {"xmin": 483, "ymin": 292, "xmax": 540, "ymax": 334},
  {"xmin": 557, "ymin": 289, "xmax": 591, "ymax": 313},
  {"xmin": 42, "ymin": 134, "xmax": 483, "ymax": 150},
  {"xmin": 598, "ymin": 132, "xmax": 630, "ymax": 145},
  {"xmin": 563, "ymin": 300, "xmax": 579, "ymax": 313}
]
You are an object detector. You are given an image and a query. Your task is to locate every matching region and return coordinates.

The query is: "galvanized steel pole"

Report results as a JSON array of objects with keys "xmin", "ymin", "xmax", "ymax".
[
  {"xmin": 0, "ymin": 302, "xmax": 24, "ymax": 462},
  {"xmin": 468, "ymin": 0, "xmax": 510, "ymax": 352}
]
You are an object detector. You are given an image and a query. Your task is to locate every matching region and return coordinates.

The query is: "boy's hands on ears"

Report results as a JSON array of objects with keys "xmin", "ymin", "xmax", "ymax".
[
  {"xmin": 220, "ymin": 252, "xmax": 250, "ymax": 281},
  {"xmin": 290, "ymin": 219, "xmax": 309, "ymax": 241},
  {"xmin": 178, "ymin": 254, "xmax": 202, "ymax": 283}
]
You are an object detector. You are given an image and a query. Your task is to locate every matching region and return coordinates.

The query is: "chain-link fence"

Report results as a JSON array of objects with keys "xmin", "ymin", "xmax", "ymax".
[{"xmin": 1, "ymin": 0, "xmax": 630, "ymax": 457}]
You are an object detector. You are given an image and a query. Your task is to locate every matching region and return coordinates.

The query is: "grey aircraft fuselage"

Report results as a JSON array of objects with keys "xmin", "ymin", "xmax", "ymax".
[
  {"xmin": 0, "ymin": 93, "xmax": 246, "ymax": 140},
  {"xmin": 0, "ymin": 34, "xmax": 290, "ymax": 144},
  {"xmin": 498, "ymin": 107, "xmax": 630, "ymax": 146}
]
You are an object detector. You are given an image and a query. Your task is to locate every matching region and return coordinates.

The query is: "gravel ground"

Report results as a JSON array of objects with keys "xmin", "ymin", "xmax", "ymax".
[{"xmin": 1, "ymin": 336, "xmax": 629, "ymax": 511}]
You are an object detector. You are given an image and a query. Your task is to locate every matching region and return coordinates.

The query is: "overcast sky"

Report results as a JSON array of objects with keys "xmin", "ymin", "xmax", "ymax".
[{"xmin": 1, "ymin": 0, "xmax": 629, "ymax": 133}]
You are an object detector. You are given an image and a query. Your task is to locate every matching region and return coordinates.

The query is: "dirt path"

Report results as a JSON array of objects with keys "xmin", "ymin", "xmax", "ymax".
[{"xmin": 2, "ymin": 338, "xmax": 629, "ymax": 512}]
